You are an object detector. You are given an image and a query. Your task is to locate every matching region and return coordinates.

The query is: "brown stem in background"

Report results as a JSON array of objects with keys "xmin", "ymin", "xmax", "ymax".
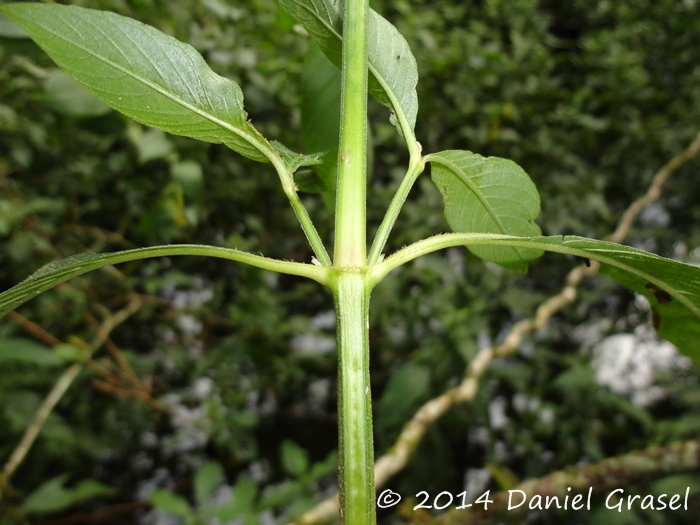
[
  {"xmin": 91, "ymin": 379, "xmax": 171, "ymax": 415},
  {"xmin": 44, "ymin": 500, "xmax": 150, "ymax": 525},
  {"xmin": 0, "ymin": 296, "xmax": 142, "ymax": 498},
  {"xmin": 7, "ymin": 311, "xmax": 61, "ymax": 346},
  {"xmin": 408, "ymin": 438, "xmax": 700, "ymax": 525},
  {"xmin": 606, "ymin": 130, "xmax": 700, "ymax": 244}
]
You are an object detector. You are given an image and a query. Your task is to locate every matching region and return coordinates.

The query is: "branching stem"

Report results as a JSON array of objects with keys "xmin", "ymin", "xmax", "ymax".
[
  {"xmin": 367, "ymin": 156, "xmax": 425, "ymax": 265},
  {"xmin": 268, "ymin": 155, "xmax": 332, "ymax": 266}
]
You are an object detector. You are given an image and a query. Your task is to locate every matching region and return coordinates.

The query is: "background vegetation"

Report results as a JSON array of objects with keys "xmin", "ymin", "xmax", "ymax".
[{"xmin": 0, "ymin": 0, "xmax": 699, "ymax": 523}]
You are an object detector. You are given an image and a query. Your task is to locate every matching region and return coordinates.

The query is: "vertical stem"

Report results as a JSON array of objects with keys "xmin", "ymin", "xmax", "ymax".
[
  {"xmin": 334, "ymin": 271, "xmax": 374, "ymax": 525},
  {"xmin": 333, "ymin": 0, "xmax": 373, "ymax": 522},
  {"xmin": 334, "ymin": 0, "xmax": 369, "ymax": 267}
]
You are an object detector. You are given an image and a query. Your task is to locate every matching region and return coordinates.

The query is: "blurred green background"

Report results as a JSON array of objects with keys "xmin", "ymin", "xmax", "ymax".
[{"xmin": 1, "ymin": 0, "xmax": 700, "ymax": 523}]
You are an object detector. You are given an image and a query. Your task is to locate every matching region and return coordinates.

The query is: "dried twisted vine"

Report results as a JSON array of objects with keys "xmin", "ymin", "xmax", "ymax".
[
  {"xmin": 296, "ymin": 130, "xmax": 700, "ymax": 525},
  {"xmin": 403, "ymin": 437, "xmax": 700, "ymax": 525}
]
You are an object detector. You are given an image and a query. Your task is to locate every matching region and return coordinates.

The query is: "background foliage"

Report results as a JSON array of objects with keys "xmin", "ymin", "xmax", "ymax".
[{"xmin": 0, "ymin": 0, "xmax": 699, "ymax": 523}]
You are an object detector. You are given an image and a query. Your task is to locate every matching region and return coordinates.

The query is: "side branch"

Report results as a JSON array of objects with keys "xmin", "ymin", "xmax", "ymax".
[{"xmin": 0, "ymin": 244, "xmax": 331, "ymax": 321}]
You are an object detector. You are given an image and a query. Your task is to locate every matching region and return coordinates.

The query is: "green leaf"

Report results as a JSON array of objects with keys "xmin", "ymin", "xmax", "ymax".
[
  {"xmin": 71, "ymin": 479, "xmax": 119, "ymax": 500},
  {"xmin": 270, "ymin": 140, "xmax": 324, "ymax": 174},
  {"xmin": 0, "ymin": 338, "xmax": 61, "ymax": 366},
  {"xmin": 379, "ymin": 234, "xmax": 700, "ymax": 361},
  {"xmin": 600, "ymin": 262, "xmax": 700, "ymax": 362},
  {"xmin": 194, "ymin": 462, "xmax": 225, "ymax": 507},
  {"xmin": 366, "ymin": 10, "xmax": 419, "ymax": 135},
  {"xmin": 23, "ymin": 475, "xmax": 117, "ymax": 514},
  {"xmin": 534, "ymin": 236, "xmax": 700, "ymax": 361},
  {"xmin": 300, "ymin": 41, "xmax": 340, "ymax": 207},
  {"xmin": 650, "ymin": 474, "xmax": 700, "ymax": 498},
  {"xmin": 377, "ymin": 361, "xmax": 430, "ymax": 430},
  {"xmin": 279, "ymin": 0, "xmax": 418, "ymax": 137},
  {"xmin": 307, "ymin": 450, "xmax": 338, "ymax": 480},
  {"xmin": 149, "ymin": 489, "xmax": 194, "ymax": 519},
  {"xmin": 0, "ymin": 245, "xmax": 327, "ymax": 322},
  {"xmin": 211, "ymin": 475, "xmax": 257, "ymax": 521},
  {"xmin": 53, "ymin": 343, "xmax": 87, "ymax": 364},
  {"xmin": 428, "ymin": 151, "xmax": 542, "ymax": 270},
  {"xmin": 22, "ymin": 476, "xmax": 74, "ymax": 514},
  {"xmin": 0, "ymin": 3, "xmax": 273, "ymax": 162},
  {"xmin": 280, "ymin": 440, "xmax": 309, "ymax": 477},
  {"xmin": 257, "ymin": 480, "xmax": 300, "ymax": 510}
]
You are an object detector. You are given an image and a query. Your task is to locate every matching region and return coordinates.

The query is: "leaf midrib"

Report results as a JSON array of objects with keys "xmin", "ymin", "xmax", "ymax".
[{"xmin": 428, "ymin": 154, "xmax": 529, "ymax": 265}]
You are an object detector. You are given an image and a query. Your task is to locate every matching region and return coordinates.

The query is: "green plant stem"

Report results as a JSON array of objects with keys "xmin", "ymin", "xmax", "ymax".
[
  {"xmin": 334, "ymin": 0, "xmax": 369, "ymax": 267},
  {"xmin": 367, "ymin": 156, "xmax": 425, "ymax": 265},
  {"xmin": 268, "ymin": 156, "xmax": 332, "ymax": 266},
  {"xmin": 370, "ymin": 233, "xmax": 545, "ymax": 283},
  {"xmin": 0, "ymin": 244, "xmax": 331, "ymax": 320},
  {"xmin": 286, "ymin": 190, "xmax": 332, "ymax": 266},
  {"xmin": 333, "ymin": 271, "xmax": 374, "ymax": 525},
  {"xmin": 332, "ymin": 0, "xmax": 374, "ymax": 522},
  {"xmin": 369, "ymin": 234, "xmax": 699, "ymax": 318}
]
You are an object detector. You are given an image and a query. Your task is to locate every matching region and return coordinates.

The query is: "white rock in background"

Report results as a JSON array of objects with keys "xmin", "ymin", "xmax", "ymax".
[{"xmin": 591, "ymin": 327, "xmax": 691, "ymax": 406}]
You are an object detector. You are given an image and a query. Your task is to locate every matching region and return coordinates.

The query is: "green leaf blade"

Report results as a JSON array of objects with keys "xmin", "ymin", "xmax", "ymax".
[
  {"xmin": 22, "ymin": 476, "xmax": 117, "ymax": 515},
  {"xmin": 279, "ymin": 0, "xmax": 418, "ymax": 137},
  {"xmin": 278, "ymin": 0, "xmax": 342, "ymax": 65},
  {"xmin": 378, "ymin": 234, "xmax": 700, "ymax": 361},
  {"xmin": 557, "ymin": 237, "xmax": 700, "ymax": 360},
  {"xmin": 0, "ymin": 3, "xmax": 271, "ymax": 162},
  {"xmin": 281, "ymin": 440, "xmax": 309, "ymax": 477},
  {"xmin": 367, "ymin": 10, "xmax": 419, "ymax": 133},
  {"xmin": 149, "ymin": 489, "xmax": 193, "ymax": 519},
  {"xmin": 194, "ymin": 462, "xmax": 225, "ymax": 507},
  {"xmin": 212, "ymin": 476, "xmax": 257, "ymax": 521},
  {"xmin": 429, "ymin": 151, "xmax": 542, "ymax": 270},
  {"xmin": 301, "ymin": 41, "xmax": 340, "ymax": 207},
  {"xmin": 0, "ymin": 338, "xmax": 61, "ymax": 366}
]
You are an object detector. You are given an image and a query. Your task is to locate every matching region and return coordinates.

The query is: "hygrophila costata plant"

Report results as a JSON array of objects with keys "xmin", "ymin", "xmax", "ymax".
[{"xmin": 2, "ymin": 1, "xmax": 700, "ymax": 523}]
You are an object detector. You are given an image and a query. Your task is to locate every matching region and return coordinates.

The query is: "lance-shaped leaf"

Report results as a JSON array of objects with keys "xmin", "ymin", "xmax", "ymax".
[
  {"xmin": 374, "ymin": 234, "xmax": 700, "ymax": 361},
  {"xmin": 279, "ymin": 0, "xmax": 419, "ymax": 137},
  {"xmin": 428, "ymin": 151, "xmax": 542, "ymax": 271},
  {"xmin": 0, "ymin": 245, "xmax": 329, "ymax": 321},
  {"xmin": 0, "ymin": 3, "xmax": 273, "ymax": 162}
]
